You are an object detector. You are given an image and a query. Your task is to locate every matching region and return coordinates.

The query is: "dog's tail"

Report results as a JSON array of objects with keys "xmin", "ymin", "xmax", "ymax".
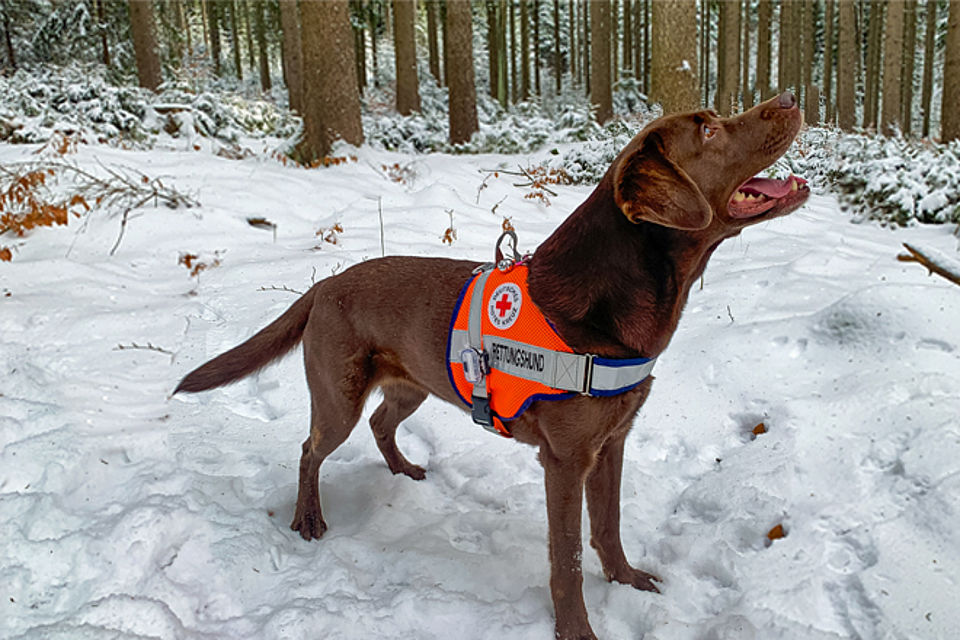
[{"xmin": 174, "ymin": 285, "xmax": 317, "ymax": 394}]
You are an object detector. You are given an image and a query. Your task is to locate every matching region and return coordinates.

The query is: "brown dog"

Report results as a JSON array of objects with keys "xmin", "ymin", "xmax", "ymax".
[{"xmin": 175, "ymin": 92, "xmax": 809, "ymax": 639}]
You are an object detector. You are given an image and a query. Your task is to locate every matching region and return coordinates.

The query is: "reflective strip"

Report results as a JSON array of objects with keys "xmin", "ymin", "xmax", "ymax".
[
  {"xmin": 467, "ymin": 269, "xmax": 494, "ymax": 400},
  {"xmin": 589, "ymin": 356, "xmax": 656, "ymax": 394},
  {"xmin": 448, "ymin": 329, "xmax": 656, "ymax": 395}
]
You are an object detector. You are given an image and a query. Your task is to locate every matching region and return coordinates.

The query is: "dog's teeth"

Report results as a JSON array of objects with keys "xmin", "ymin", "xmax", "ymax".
[
  {"xmin": 745, "ymin": 194, "xmax": 755, "ymax": 201},
  {"xmin": 790, "ymin": 178, "xmax": 798, "ymax": 191},
  {"xmin": 733, "ymin": 191, "xmax": 745, "ymax": 202}
]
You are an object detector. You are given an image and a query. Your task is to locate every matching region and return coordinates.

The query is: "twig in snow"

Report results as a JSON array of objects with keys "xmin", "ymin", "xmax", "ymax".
[
  {"xmin": 258, "ymin": 284, "xmax": 305, "ymax": 295},
  {"xmin": 897, "ymin": 243, "xmax": 960, "ymax": 287},
  {"xmin": 114, "ymin": 342, "xmax": 174, "ymax": 355}
]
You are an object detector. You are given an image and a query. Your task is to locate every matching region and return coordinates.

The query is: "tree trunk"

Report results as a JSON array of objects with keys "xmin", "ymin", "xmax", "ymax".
[
  {"xmin": 836, "ymin": 0, "xmax": 856, "ymax": 131},
  {"xmin": 583, "ymin": 0, "xmax": 590, "ymax": 95},
  {"xmin": 200, "ymin": 0, "xmax": 209, "ymax": 53},
  {"xmin": 427, "ymin": 0, "xmax": 441, "ymax": 83},
  {"xmin": 510, "ymin": 0, "xmax": 518, "ymax": 103},
  {"xmin": 181, "ymin": 0, "xmax": 192, "ymax": 55},
  {"xmin": 371, "ymin": 1, "xmax": 381, "ymax": 87},
  {"xmin": 254, "ymin": 0, "xmax": 271, "ymax": 91},
  {"xmin": 634, "ymin": 0, "xmax": 642, "ymax": 86},
  {"xmin": 94, "ymin": 0, "xmax": 110, "ymax": 67},
  {"xmin": 533, "ymin": 0, "xmax": 540, "ymax": 95},
  {"xmin": 651, "ymin": 0, "xmax": 698, "ymax": 114},
  {"xmin": 717, "ymin": 0, "xmax": 726, "ymax": 108},
  {"xmin": 611, "ymin": 0, "xmax": 618, "ymax": 83},
  {"xmin": 230, "ymin": 0, "xmax": 243, "ymax": 80},
  {"xmin": 279, "ymin": 0, "xmax": 302, "ymax": 113},
  {"xmin": 487, "ymin": 1, "xmax": 499, "ymax": 98},
  {"xmin": 921, "ymin": 0, "xmax": 936, "ymax": 138},
  {"xmin": 642, "ymin": 0, "xmax": 650, "ymax": 94},
  {"xmin": 718, "ymin": 0, "xmax": 739, "ymax": 115},
  {"xmin": 824, "ymin": 0, "xmax": 835, "ymax": 124},
  {"xmin": 243, "ymin": 0, "xmax": 255, "ymax": 72},
  {"xmin": 130, "ymin": 0, "xmax": 163, "ymax": 90},
  {"xmin": 498, "ymin": 0, "xmax": 508, "ymax": 105},
  {"xmin": 207, "ymin": 0, "xmax": 222, "ymax": 75},
  {"xmin": 569, "ymin": 0, "xmax": 577, "ymax": 83},
  {"xmin": 778, "ymin": 0, "xmax": 789, "ymax": 91},
  {"xmin": 392, "ymin": 0, "xmax": 419, "ymax": 114},
  {"xmin": 742, "ymin": 0, "xmax": 752, "ymax": 109},
  {"xmin": 881, "ymin": 0, "xmax": 904, "ymax": 134},
  {"xmin": 521, "ymin": 0, "xmax": 530, "ymax": 100},
  {"xmin": 591, "ymin": 0, "xmax": 612, "ymax": 123},
  {"xmin": 446, "ymin": 0, "xmax": 479, "ymax": 144},
  {"xmin": 554, "ymin": 0, "xmax": 561, "ymax": 92},
  {"xmin": 803, "ymin": 0, "xmax": 817, "ymax": 123},
  {"xmin": 864, "ymin": 0, "xmax": 883, "ymax": 130},
  {"xmin": 701, "ymin": 0, "xmax": 709, "ymax": 105},
  {"xmin": 622, "ymin": 0, "xmax": 632, "ymax": 77},
  {"xmin": 298, "ymin": 0, "xmax": 363, "ymax": 161},
  {"xmin": 757, "ymin": 0, "xmax": 771, "ymax": 99},
  {"xmin": 901, "ymin": 0, "xmax": 916, "ymax": 135},
  {"xmin": 943, "ymin": 0, "xmax": 960, "ymax": 141}
]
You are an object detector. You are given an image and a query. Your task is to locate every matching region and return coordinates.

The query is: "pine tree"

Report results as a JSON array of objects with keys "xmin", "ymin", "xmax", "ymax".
[
  {"xmin": 393, "ymin": 0, "xmax": 419, "ymax": 114},
  {"xmin": 521, "ymin": 0, "xmax": 530, "ymax": 101},
  {"xmin": 757, "ymin": 0, "xmax": 772, "ymax": 99},
  {"xmin": 446, "ymin": 0, "xmax": 479, "ymax": 144},
  {"xmin": 298, "ymin": 0, "xmax": 363, "ymax": 161},
  {"xmin": 591, "ymin": 0, "xmax": 612, "ymax": 123},
  {"xmin": 823, "ymin": 0, "xmax": 835, "ymax": 124},
  {"xmin": 881, "ymin": 0, "xmax": 904, "ymax": 134},
  {"xmin": 426, "ymin": 0, "xmax": 441, "ymax": 83},
  {"xmin": 742, "ymin": 0, "xmax": 752, "ymax": 110},
  {"xmin": 229, "ymin": 0, "xmax": 243, "ymax": 80},
  {"xmin": 651, "ymin": 0, "xmax": 698, "ymax": 114},
  {"xmin": 921, "ymin": 0, "xmax": 936, "ymax": 138},
  {"xmin": 129, "ymin": 0, "xmax": 162, "ymax": 91},
  {"xmin": 254, "ymin": 0, "xmax": 270, "ymax": 91},
  {"xmin": 718, "ymin": 0, "xmax": 740, "ymax": 115},
  {"xmin": 836, "ymin": 0, "xmax": 857, "ymax": 131},
  {"xmin": 901, "ymin": 0, "xmax": 916, "ymax": 135},
  {"xmin": 206, "ymin": 0, "xmax": 222, "ymax": 76},
  {"xmin": 279, "ymin": 0, "xmax": 302, "ymax": 113},
  {"xmin": 943, "ymin": 0, "xmax": 960, "ymax": 141},
  {"xmin": 864, "ymin": 0, "xmax": 883, "ymax": 130}
]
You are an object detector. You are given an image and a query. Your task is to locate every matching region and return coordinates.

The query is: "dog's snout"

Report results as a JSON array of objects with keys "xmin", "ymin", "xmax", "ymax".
[{"xmin": 779, "ymin": 91, "xmax": 797, "ymax": 109}]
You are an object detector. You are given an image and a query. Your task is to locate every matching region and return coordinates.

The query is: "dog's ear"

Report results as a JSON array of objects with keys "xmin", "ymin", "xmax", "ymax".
[{"xmin": 614, "ymin": 132, "xmax": 713, "ymax": 230}]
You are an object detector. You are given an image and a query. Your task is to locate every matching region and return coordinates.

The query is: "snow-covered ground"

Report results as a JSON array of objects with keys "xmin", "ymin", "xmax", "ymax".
[{"xmin": 2, "ymin": 139, "xmax": 959, "ymax": 640}]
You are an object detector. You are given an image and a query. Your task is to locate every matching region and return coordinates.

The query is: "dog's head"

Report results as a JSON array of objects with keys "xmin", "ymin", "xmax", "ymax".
[{"xmin": 613, "ymin": 92, "xmax": 809, "ymax": 232}]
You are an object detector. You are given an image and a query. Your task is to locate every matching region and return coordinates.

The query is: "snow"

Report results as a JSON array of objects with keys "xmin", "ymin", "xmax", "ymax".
[{"xmin": 2, "ymin": 139, "xmax": 960, "ymax": 640}]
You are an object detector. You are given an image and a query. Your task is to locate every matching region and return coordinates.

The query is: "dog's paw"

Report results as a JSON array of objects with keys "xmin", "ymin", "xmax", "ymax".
[
  {"xmin": 290, "ymin": 511, "xmax": 327, "ymax": 541},
  {"xmin": 400, "ymin": 463, "xmax": 427, "ymax": 481},
  {"xmin": 622, "ymin": 568, "xmax": 661, "ymax": 593}
]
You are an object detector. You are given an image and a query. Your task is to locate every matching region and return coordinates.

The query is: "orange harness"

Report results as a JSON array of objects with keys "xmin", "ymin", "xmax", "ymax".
[{"xmin": 446, "ymin": 246, "xmax": 656, "ymax": 437}]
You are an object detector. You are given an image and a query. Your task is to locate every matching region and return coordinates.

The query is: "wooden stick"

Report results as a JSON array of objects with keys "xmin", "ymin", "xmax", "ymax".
[{"xmin": 897, "ymin": 242, "xmax": 960, "ymax": 287}]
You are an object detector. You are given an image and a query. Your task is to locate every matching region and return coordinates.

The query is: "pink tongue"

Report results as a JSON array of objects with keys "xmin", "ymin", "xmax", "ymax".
[{"xmin": 741, "ymin": 177, "xmax": 793, "ymax": 198}]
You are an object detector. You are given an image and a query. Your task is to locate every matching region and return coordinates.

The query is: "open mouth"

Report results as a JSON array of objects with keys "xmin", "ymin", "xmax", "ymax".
[{"xmin": 728, "ymin": 175, "xmax": 809, "ymax": 219}]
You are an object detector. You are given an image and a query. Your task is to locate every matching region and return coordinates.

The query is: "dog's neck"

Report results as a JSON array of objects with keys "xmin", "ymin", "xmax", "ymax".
[{"xmin": 527, "ymin": 177, "xmax": 722, "ymax": 359}]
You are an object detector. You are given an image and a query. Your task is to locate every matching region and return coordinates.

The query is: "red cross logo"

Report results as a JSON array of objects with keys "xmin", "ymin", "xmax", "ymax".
[{"xmin": 495, "ymin": 293, "xmax": 513, "ymax": 317}]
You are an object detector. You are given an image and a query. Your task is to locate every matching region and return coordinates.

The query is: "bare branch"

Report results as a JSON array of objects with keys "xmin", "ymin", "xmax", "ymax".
[{"xmin": 897, "ymin": 243, "xmax": 960, "ymax": 287}]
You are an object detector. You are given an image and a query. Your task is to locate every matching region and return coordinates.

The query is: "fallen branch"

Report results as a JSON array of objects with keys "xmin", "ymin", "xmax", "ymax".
[
  {"xmin": 258, "ymin": 284, "xmax": 304, "ymax": 295},
  {"xmin": 897, "ymin": 243, "xmax": 960, "ymax": 287}
]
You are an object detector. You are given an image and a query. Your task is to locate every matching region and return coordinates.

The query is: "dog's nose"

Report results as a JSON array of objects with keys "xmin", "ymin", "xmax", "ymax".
[{"xmin": 779, "ymin": 91, "xmax": 797, "ymax": 109}]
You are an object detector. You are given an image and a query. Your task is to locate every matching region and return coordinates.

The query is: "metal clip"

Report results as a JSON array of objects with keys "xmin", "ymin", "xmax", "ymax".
[
  {"xmin": 460, "ymin": 348, "xmax": 489, "ymax": 384},
  {"xmin": 581, "ymin": 354, "xmax": 596, "ymax": 396}
]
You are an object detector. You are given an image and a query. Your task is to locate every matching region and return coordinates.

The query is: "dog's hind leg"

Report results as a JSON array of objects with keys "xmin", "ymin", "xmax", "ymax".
[
  {"xmin": 369, "ymin": 384, "xmax": 428, "ymax": 480},
  {"xmin": 290, "ymin": 331, "xmax": 372, "ymax": 541}
]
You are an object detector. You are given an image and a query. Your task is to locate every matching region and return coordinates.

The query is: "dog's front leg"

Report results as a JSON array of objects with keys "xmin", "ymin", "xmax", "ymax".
[
  {"xmin": 585, "ymin": 430, "xmax": 660, "ymax": 592},
  {"xmin": 541, "ymin": 446, "xmax": 596, "ymax": 640}
]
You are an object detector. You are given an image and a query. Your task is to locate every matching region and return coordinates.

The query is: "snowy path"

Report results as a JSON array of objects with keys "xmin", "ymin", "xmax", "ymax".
[{"xmin": 2, "ymin": 142, "xmax": 959, "ymax": 640}]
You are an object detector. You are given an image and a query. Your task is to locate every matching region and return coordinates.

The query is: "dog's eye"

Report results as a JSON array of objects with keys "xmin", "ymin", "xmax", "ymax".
[{"xmin": 702, "ymin": 125, "xmax": 719, "ymax": 141}]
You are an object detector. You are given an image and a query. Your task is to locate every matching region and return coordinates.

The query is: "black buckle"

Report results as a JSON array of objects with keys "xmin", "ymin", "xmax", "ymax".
[
  {"xmin": 471, "ymin": 394, "xmax": 495, "ymax": 429},
  {"xmin": 581, "ymin": 354, "xmax": 595, "ymax": 396}
]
